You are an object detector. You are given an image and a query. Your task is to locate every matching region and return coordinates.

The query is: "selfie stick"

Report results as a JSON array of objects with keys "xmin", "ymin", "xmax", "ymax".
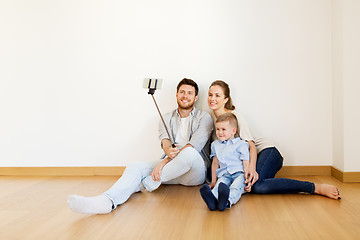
[{"xmin": 144, "ymin": 78, "xmax": 176, "ymax": 148}]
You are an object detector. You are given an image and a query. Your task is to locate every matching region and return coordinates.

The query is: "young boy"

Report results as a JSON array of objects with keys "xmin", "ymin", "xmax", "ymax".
[{"xmin": 200, "ymin": 113, "xmax": 249, "ymax": 211}]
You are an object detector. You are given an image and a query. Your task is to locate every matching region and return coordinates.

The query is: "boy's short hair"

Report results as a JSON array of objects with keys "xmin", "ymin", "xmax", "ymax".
[
  {"xmin": 177, "ymin": 78, "xmax": 199, "ymax": 96},
  {"xmin": 216, "ymin": 113, "xmax": 238, "ymax": 129}
]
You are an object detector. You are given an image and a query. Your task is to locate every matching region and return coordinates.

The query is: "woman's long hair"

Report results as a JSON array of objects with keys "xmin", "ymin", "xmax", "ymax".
[{"xmin": 209, "ymin": 80, "xmax": 235, "ymax": 110}]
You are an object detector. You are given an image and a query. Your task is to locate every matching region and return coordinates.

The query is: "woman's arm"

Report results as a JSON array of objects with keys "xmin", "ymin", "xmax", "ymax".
[{"xmin": 245, "ymin": 140, "xmax": 259, "ymax": 192}]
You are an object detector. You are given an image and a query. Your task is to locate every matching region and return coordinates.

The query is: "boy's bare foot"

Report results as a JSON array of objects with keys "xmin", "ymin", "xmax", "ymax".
[{"xmin": 314, "ymin": 184, "xmax": 341, "ymax": 200}]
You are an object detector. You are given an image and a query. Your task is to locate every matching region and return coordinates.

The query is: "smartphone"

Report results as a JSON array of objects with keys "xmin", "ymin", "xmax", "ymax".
[{"xmin": 143, "ymin": 78, "xmax": 163, "ymax": 90}]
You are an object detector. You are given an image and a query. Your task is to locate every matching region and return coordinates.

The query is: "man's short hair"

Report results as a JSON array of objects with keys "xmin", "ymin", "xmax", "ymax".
[
  {"xmin": 216, "ymin": 113, "xmax": 238, "ymax": 129},
  {"xmin": 177, "ymin": 78, "xmax": 199, "ymax": 96}
]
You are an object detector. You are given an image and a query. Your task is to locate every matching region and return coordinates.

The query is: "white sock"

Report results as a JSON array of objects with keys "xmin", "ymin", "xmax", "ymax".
[{"xmin": 67, "ymin": 194, "xmax": 113, "ymax": 215}]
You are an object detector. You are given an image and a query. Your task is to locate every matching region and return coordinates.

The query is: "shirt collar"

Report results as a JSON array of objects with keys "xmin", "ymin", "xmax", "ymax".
[
  {"xmin": 221, "ymin": 137, "xmax": 241, "ymax": 144},
  {"xmin": 175, "ymin": 106, "xmax": 197, "ymax": 118}
]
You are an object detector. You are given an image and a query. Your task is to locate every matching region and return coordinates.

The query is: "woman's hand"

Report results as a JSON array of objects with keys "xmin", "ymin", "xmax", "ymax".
[
  {"xmin": 244, "ymin": 182, "xmax": 252, "ymax": 192},
  {"xmin": 151, "ymin": 159, "xmax": 169, "ymax": 181},
  {"xmin": 245, "ymin": 167, "xmax": 259, "ymax": 192}
]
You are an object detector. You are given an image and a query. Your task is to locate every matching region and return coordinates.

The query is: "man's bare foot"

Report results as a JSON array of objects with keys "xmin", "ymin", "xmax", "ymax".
[{"xmin": 314, "ymin": 184, "xmax": 341, "ymax": 200}]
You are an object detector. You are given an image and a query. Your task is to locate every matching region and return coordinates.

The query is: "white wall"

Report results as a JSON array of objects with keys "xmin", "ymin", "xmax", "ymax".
[
  {"xmin": 0, "ymin": 0, "xmax": 334, "ymax": 167},
  {"xmin": 343, "ymin": 1, "xmax": 360, "ymax": 172},
  {"xmin": 332, "ymin": 0, "xmax": 360, "ymax": 172},
  {"xmin": 332, "ymin": 0, "xmax": 344, "ymax": 171}
]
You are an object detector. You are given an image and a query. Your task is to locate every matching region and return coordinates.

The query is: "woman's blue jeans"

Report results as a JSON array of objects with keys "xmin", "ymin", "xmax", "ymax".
[{"xmin": 251, "ymin": 147, "xmax": 315, "ymax": 194}]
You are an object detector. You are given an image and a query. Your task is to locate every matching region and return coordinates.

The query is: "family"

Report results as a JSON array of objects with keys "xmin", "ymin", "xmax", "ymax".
[{"xmin": 68, "ymin": 78, "xmax": 340, "ymax": 214}]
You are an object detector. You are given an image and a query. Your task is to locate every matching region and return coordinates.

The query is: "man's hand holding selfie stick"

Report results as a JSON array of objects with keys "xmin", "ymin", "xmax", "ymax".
[{"xmin": 143, "ymin": 77, "xmax": 179, "ymax": 160}]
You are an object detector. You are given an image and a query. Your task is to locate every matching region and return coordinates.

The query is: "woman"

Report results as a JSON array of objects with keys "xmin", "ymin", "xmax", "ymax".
[{"xmin": 207, "ymin": 80, "xmax": 340, "ymax": 199}]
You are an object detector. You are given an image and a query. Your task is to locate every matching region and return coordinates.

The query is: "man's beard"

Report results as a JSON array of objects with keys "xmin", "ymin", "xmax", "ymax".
[{"xmin": 177, "ymin": 99, "xmax": 195, "ymax": 110}]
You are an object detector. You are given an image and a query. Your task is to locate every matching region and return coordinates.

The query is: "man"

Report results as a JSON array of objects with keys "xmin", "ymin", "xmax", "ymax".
[{"xmin": 68, "ymin": 78, "xmax": 213, "ymax": 214}]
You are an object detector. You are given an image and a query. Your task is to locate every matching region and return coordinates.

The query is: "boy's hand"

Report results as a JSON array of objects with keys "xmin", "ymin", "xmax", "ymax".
[{"xmin": 209, "ymin": 181, "xmax": 216, "ymax": 189}]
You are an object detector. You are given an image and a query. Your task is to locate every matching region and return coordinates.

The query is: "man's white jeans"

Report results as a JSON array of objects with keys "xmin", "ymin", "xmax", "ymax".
[{"xmin": 105, "ymin": 147, "xmax": 206, "ymax": 209}]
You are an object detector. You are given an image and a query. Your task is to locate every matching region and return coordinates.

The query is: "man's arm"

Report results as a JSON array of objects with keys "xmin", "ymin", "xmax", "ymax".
[
  {"xmin": 158, "ymin": 111, "xmax": 180, "ymax": 159},
  {"xmin": 151, "ymin": 142, "xmax": 193, "ymax": 181},
  {"xmin": 188, "ymin": 112, "xmax": 213, "ymax": 152},
  {"xmin": 153, "ymin": 110, "xmax": 213, "ymax": 181},
  {"xmin": 161, "ymin": 139, "xmax": 180, "ymax": 159},
  {"xmin": 161, "ymin": 111, "xmax": 213, "ymax": 159},
  {"xmin": 151, "ymin": 157, "xmax": 171, "ymax": 181}
]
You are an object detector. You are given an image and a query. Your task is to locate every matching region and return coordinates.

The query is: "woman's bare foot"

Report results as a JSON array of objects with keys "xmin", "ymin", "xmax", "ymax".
[{"xmin": 314, "ymin": 184, "xmax": 341, "ymax": 200}]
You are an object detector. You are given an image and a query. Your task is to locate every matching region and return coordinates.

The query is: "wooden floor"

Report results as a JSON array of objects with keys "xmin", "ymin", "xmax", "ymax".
[{"xmin": 0, "ymin": 175, "xmax": 359, "ymax": 240}]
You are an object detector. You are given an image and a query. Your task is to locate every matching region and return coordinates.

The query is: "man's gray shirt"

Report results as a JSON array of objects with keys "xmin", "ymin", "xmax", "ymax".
[{"xmin": 158, "ymin": 107, "xmax": 213, "ymax": 168}]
